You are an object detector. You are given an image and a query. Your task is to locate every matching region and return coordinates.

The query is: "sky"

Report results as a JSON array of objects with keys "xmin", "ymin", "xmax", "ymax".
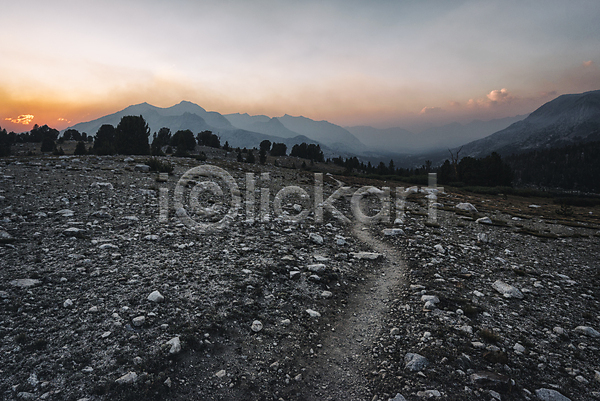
[{"xmin": 1, "ymin": 0, "xmax": 599, "ymax": 134}]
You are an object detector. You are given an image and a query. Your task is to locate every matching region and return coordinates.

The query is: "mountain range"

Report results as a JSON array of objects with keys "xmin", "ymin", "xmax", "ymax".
[{"xmin": 64, "ymin": 90, "xmax": 600, "ymax": 163}]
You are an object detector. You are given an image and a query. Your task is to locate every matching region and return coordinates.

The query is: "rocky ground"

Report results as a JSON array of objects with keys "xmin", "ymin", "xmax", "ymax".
[{"xmin": 1, "ymin": 153, "xmax": 599, "ymax": 401}]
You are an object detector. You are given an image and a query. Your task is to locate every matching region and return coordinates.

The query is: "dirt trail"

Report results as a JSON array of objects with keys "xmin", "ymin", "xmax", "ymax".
[{"xmin": 296, "ymin": 223, "xmax": 407, "ymax": 401}]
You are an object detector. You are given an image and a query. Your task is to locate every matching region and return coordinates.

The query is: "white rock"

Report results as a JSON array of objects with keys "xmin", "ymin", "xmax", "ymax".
[
  {"xmin": 306, "ymin": 309, "xmax": 321, "ymax": 318},
  {"xmin": 476, "ymin": 217, "xmax": 493, "ymax": 224},
  {"xmin": 349, "ymin": 252, "xmax": 382, "ymax": 260},
  {"xmin": 280, "ymin": 319, "xmax": 291, "ymax": 326},
  {"xmin": 10, "ymin": 279, "xmax": 41, "ymax": 288},
  {"xmin": 166, "ymin": 337, "xmax": 181, "ymax": 354},
  {"xmin": 383, "ymin": 228, "xmax": 405, "ymax": 236},
  {"xmin": 63, "ymin": 299, "xmax": 74, "ymax": 308},
  {"xmin": 434, "ymin": 244, "xmax": 445, "ymax": 253},
  {"xmin": 388, "ymin": 394, "xmax": 407, "ymax": 401},
  {"xmin": 534, "ymin": 388, "xmax": 571, "ymax": 401},
  {"xmin": 147, "ymin": 290, "xmax": 164, "ymax": 303},
  {"xmin": 573, "ymin": 326, "xmax": 600, "ymax": 337},
  {"xmin": 492, "ymin": 280, "xmax": 524, "ymax": 299},
  {"xmin": 307, "ymin": 263, "xmax": 326, "ymax": 273},
  {"xmin": 132, "ymin": 316, "xmax": 145, "ymax": 326},
  {"xmin": 421, "ymin": 295, "xmax": 440, "ymax": 304},
  {"xmin": 321, "ymin": 290, "xmax": 333, "ymax": 298},
  {"xmin": 514, "ymin": 343, "xmax": 526, "ymax": 353},
  {"xmin": 143, "ymin": 235, "xmax": 159, "ymax": 241},
  {"xmin": 99, "ymin": 243, "xmax": 118, "ymax": 250},
  {"xmin": 215, "ymin": 369, "xmax": 226, "ymax": 378},
  {"xmin": 456, "ymin": 203, "xmax": 478, "ymax": 212},
  {"xmin": 115, "ymin": 371, "xmax": 137, "ymax": 384},
  {"xmin": 88, "ymin": 306, "xmax": 99, "ymax": 313},
  {"xmin": 135, "ymin": 164, "xmax": 150, "ymax": 172},
  {"xmin": 309, "ymin": 233, "xmax": 323, "ymax": 244},
  {"xmin": 416, "ymin": 389, "xmax": 441, "ymax": 398},
  {"xmin": 473, "ymin": 290, "xmax": 484, "ymax": 297},
  {"xmin": 404, "ymin": 353, "xmax": 429, "ymax": 371},
  {"xmin": 251, "ymin": 320, "xmax": 263, "ymax": 332}
]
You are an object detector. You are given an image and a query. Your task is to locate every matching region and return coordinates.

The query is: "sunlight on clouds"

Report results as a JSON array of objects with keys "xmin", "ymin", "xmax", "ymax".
[
  {"xmin": 583, "ymin": 60, "xmax": 594, "ymax": 67},
  {"xmin": 5, "ymin": 114, "xmax": 34, "ymax": 124},
  {"xmin": 420, "ymin": 106, "xmax": 444, "ymax": 115}
]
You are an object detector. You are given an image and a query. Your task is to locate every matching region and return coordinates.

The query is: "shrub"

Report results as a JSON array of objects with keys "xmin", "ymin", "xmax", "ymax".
[{"xmin": 147, "ymin": 158, "xmax": 173, "ymax": 174}]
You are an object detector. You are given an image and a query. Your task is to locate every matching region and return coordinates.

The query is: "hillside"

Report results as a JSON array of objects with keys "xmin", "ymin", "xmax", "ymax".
[{"xmin": 457, "ymin": 90, "xmax": 600, "ymax": 158}]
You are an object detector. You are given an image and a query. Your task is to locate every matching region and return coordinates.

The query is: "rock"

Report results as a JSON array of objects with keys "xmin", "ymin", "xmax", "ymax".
[
  {"xmin": 123, "ymin": 157, "xmax": 135, "ymax": 162},
  {"xmin": 321, "ymin": 290, "xmax": 333, "ymax": 298},
  {"xmin": 477, "ymin": 233, "xmax": 489, "ymax": 243},
  {"xmin": 215, "ymin": 369, "xmax": 226, "ymax": 378},
  {"xmin": 115, "ymin": 371, "xmax": 137, "ymax": 384},
  {"xmin": 63, "ymin": 227, "xmax": 86, "ymax": 237},
  {"xmin": 90, "ymin": 182, "xmax": 114, "ymax": 190},
  {"xmin": 251, "ymin": 320, "xmax": 263, "ymax": 332},
  {"xmin": 306, "ymin": 309, "xmax": 321, "ymax": 318},
  {"xmin": 349, "ymin": 252, "xmax": 382, "ymax": 260},
  {"xmin": 388, "ymin": 394, "xmax": 407, "ymax": 401},
  {"xmin": 434, "ymin": 244, "xmax": 444, "ymax": 253},
  {"xmin": 132, "ymin": 316, "xmax": 145, "ymax": 327},
  {"xmin": 289, "ymin": 271, "xmax": 301, "ymax": 279},
  {"xmin": 164, "ymin": 377, "xmax": 172, "ymax": 387},
  {"xmin": 147, "ymin": 290, "xmax": 164, "ymax": 303},
  {"xmin": 456, "ymin": 202, "xmax": 478, "ymax": 212},
  {"xmin": 0, "ymin": 230, "xmax": 15, "ymax": 243},
  {"xmin": 88, "ymin": 306, "xmax": 99, "ymax": 313},
  {"xmin": 492, "ymin": 280, "xmax": 524, "ymax": 299},
  {"xmin": 421, "ymin": 295, "xmax": 440, "ymax": 304},
  {"xmin": 56, "ymin": 209, "xmax": 75, "ymax": 217},
  {"xmin": 390, "ymin": 327, "xmax": 400, "ymax": 336},
  {"xmin": 534, "ymin": 388, "xmax": 572, "ymax": 401},
  {"xmin": 10, "ymin": 279, "xmax": 41, "ymax": 288},
  {"xmin": 307, "ymin": 263, "xmax": 326, "ymax": 273},
  {"xmin": 143, "ymin": 235, "xmax": 159, "ymax": 241},
  {"xmin": 99, "ymin": 243, "xmax": 118, "ymax": 250},
  {"xmin": 476, "ymin": 217, "xmax": 493, "ymax": 224},
  {"xmin": 135, "ymin": 164, "xmax": 150, "ymax": 172},
  {"xmin": 383, "ymin": 228, "xmax": 405, "ymax": 236},
  {"xmin": 573, "ymin": 326, "xmax": 600, "ymax": 337},
  {"xmin": 91, "ymin": 210, "xmax": 111, "ymax": 219},
  {"xmin": 416, "ymin": 390, "xmax": 441, "ymax": 398},
  {"xmin": 309, "ymin": 233, "xmax": 323, "ymax": 244},
  {"xmin": 513, "ymin": 343, "xmax": 526, "ymax": 353},
  {"xmin": 280, "ymin": 319, "xmax": 291, "ymax": 326},
  {"xmin": 470, "ymin": 371, "xmax": 510, "ymax": 386},
  {"xmin": 553, "ymin": 327, "xmax": 565, "ymax": 335},
  {"xmin": 404, "ymin": 353, "xmax": 429, "ymax": 372},
  {"xmin": 63, "ymin": 299, "xmax": 74, "ymax": 308},
  {"xmin": 335, "ymin": 236, "xmax": 347, "ymax": 245},
  {"xmin": 166, "ymin": 337, "xmax": 181, "ymax": 354}
]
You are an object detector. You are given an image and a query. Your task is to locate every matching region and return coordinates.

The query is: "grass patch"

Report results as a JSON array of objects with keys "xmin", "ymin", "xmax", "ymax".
[
  {"xmin": 147, "ymin": 158, "xmax": 174, "ymax": 174},
  {"xmin": 479, "ymin": 328, "xmax": 501, "ymax": 343}
]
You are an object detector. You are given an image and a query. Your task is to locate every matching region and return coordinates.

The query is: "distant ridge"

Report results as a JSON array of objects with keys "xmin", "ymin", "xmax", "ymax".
[{"xmin": 457, "ymin": 90, "xmax": 600, "ymax": 157}]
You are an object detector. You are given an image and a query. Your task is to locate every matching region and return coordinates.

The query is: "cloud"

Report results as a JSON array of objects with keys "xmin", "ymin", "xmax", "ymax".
[
  {"xmin": 420, "ymin": 106, "xmax": 444, "ymax": 115},
  {"xmin": 57, "ymin": 117, "xmax": 71, "ymax": 123},
  {"xmin": 486, "ymin": 88, "xmax": 513, "ymax": 102},
  {"xmin": 5, "ymin": 114, "xmax": 34, "ymax": 124},
  {"xmin": 583, "ymin": 60, "xmax": 594, "ymax": 67}
]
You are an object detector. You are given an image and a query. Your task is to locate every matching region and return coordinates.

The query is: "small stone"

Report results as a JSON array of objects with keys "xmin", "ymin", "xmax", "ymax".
[
  {"xmin": 164, "ymin": 377, "xmax": 172, "ymax": 387},
  {"xmin": 595, "ymin": 370, "xmax": 600, "ymax": 383},
  {"xmin": 534, "ymin": 388, "xmax": 572, "ymax": 401},
  {"xmin": 416, "ymin": 389, "xmax": 440, "ymax": 398},
  {"xmin": 133, "ymin": 357, "xmax": 143, "ymax": 365},
  {"xmin": 10, "ymin": 279, "xmax": 41, "ymax": 288},
  {"xmin": 63, "ymin": 299, "xmax": 74, "ymax": 308},
  {"xmin": 404, "ymin": 353, "xmax": 429, "ymax": 372},
  {"xmin": 513, "ymin": 343, "xmax": 526, "ymax": 353},
  {"xmin": 349, "ymin": 252, "xmax": 382, "ymax": 260},
  {"xmin": 132, "ymin": 316, "xmax": 145, "ymax": 326},
  {"xmin": 166, "ymin": 336, "xmax": 181, "ymax": 354},
  {"xmin": 0, "ymin": 230, "xmax": 14, "ymax": 243},
  {"xmin": 390, "ymin": 327, "xmax": 400, "ymax": 336},
  {"xmin": 289, "ymin": 271, "xmax": 301, "ymax": 279},
  {"xmin": 306, "ymin": 309, "xmax": 321, "ymax": 318},
  {"xmin": 309, "ymin": 233, "xmax": 324, "ymax": 244},
  {"xmin": 215, "ymin": 369, "xmax": 226, "ymax": 378},
  {"xmin": 456, "ymin": 202, "xmax": 478, "ymax": 212},
  {"xmin": 135, "ymin": 164, "xmax": 150, "ymax": 172},
  {"xmin": 101, "ymin": 331, "xmax": 111, "ymax": 338},
  {"xmin": 307, "ymin": 263, "xmax": 326, "ymax": 273},
  {"xmin": 147, "ymin": 290, "xmax": 164, "ymax": 303},
  {"xmin": 88, "ymin": 306, "xmax": 99, "ymax": 313},
  {"xmin": 492, "ymin": 280, "xmax": 524, "ymax": 299},
  {"xmin": 476, "ymin": 217, "xmax": 493, "ymax": 224},
  {"xmin": 388, "ymin": 394, "xmax": 407, "ymax": 401},
  {"xmin": 573, "ymin": 326, "xmax": 600, "ymax": 337},
  {"xmin": 143, "ymin": 235, "xmax": 159, "ymax": 241},
  {"xmin": 434, "ymin": 244, "xmax": 445, "ymax": 253},
  {"xmin": 294, "ymin": 373, "xmax": 302, "ymax": 381},
  {"xmin": 251, "ymin": 320, "xmax": 263, "ymax": 332},
  {"xmin": 270, "ymin": 361, "xmax": 280, "ymax": 369},
  {"xmin": 383, "ymin": 228, "xmax": 405, "ymax": 236},
  {"xmin": 115, "ymin": 371, "xmax": 137, "ymax": 384},
  {"xmin": 280, "ymin": 319, "xmax": 291, "ymax": 326},
  {"xmin": 321, "ymin": 290, "xmax": 333, "ymax": 298}
]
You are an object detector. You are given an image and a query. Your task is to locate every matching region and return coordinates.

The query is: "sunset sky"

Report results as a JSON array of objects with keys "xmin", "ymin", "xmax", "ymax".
[{"xmin": 2, "ymin": 0, "xmax": 599, "ymax": 133}]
